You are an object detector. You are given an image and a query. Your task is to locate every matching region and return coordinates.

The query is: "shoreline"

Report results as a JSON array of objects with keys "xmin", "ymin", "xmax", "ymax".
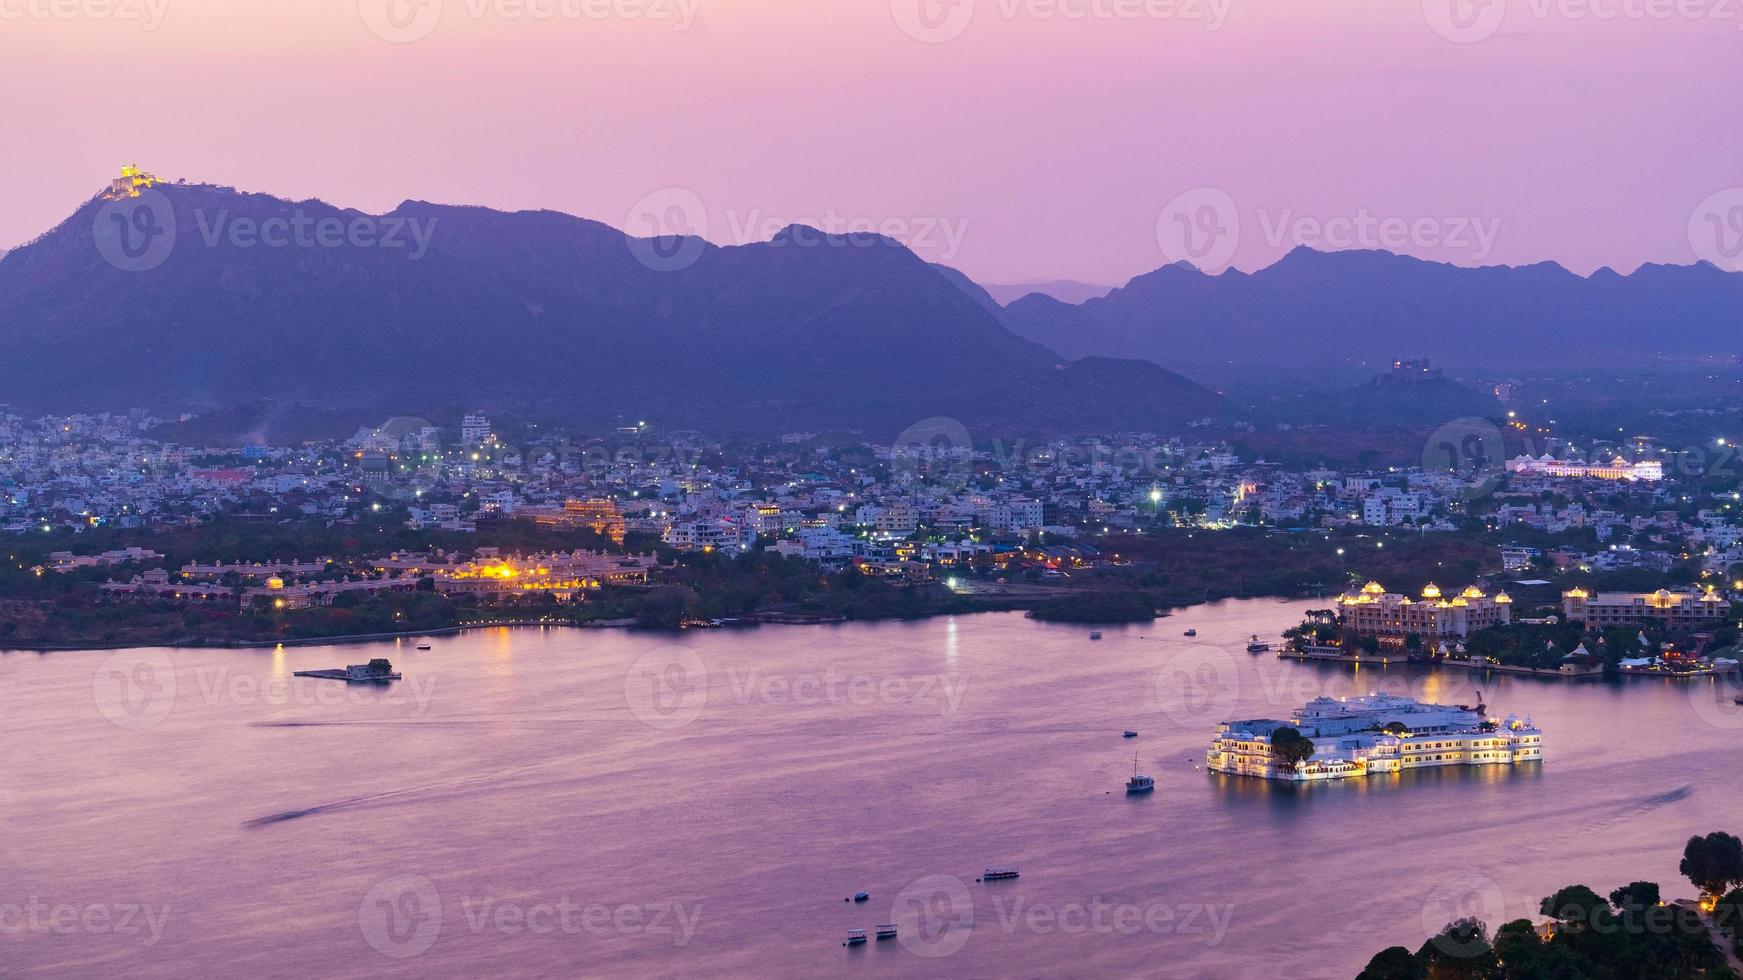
[{"xmin": 0, "ymin": 590, "xmax": 1323, "ymax": 655}]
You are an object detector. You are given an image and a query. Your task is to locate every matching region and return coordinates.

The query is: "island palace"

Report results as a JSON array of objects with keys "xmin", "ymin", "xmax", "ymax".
[{"xmin": 1205, "ymin": 694, "xmax": 1543, "ymax": 782}]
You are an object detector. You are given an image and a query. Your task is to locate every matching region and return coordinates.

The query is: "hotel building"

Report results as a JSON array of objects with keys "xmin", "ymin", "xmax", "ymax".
[
  {"xmin": 1562, "ymin": 587, "xmax": 1729, "ymax": 628},
  {"xmin": 1505, "ymin": 454, "xmax": 1664, "ymax": 482},
  {"xmin": 1335, "ymin": 582, "xmax": 1512, "ymax": 638},
  {"xmin": 1205, "ymin": 694, "xmax": 1544, "ymax": 782}
]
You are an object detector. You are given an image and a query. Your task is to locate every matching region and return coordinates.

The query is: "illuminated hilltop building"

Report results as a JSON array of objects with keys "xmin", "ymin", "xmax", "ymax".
[
  {"xmin": 104, "ymin": 164, "xmax": 161, "ymax": 201},
  {"xmin": 1505, "ymin": 453, "xmax": 1663, "ymax": 482},
  {"xmin": 1335, "ymin": 581, "xmax": 1512, "ymax": 638}
]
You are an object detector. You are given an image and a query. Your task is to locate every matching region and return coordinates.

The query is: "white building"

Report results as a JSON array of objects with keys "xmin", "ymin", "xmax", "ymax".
[{"xmin": 1206, "ymin": 694, "xmax": 1543, "ymax": 782}]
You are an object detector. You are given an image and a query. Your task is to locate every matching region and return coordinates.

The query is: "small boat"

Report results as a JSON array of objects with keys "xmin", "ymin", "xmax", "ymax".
[
  {"xmin": 1183, "ymin": 629, "xmax": 1197, "ymax": 637},
  {"xmin": 1089, "ymin": 631, "xmax": 1103, "ymax": 640},
  {"xmin": 980, "ymin": 867, "xmax": 1020, "ymax": 881},
  {"xmin": 1122, "ymin": 730, "xmax": 1138, "ymax": 738},
  {"xmin": 1734, "ymin": 693, "xmax": 1743, "ymax": 705},
  {"xmin": 1246, "ymin": 634, "xmax": 1270, "ymax": 653},
  {"xmin": 847, "ymin": 892, "xmax": 869, "ymax": 903},
  {"xmin": 416, "ymin": 642, "xmax": 432, "ymax": 651},
  {"xmin": 1126, "ymin": 753, "xmax": 1155, "ymax": 794},
  {"xmin": 875, "ymin": 924, "xmax": 898, "ymax": 940},
  {"xmin": 844, "ymin": 929, "xmax": 867, "ymax": 946}
]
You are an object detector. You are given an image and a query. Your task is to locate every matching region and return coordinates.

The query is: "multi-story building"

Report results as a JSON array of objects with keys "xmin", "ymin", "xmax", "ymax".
[
  {"xmin": 1562, "ymin": 587, "xmax": 1729, "ymax": 627},
  {"xmin": 460, "ymin": 414, "xmax": 492, "ymax": 446},
  {"xmin": 1506, "ymin": 454, "xmax": 1663, "ymax": 482},
  {"xmin": 1335, "ymin": 581, "xmax": 1512, "ymax": 638},
  {"xmin": 1205, "ymin": 694, "xmax": 1543, "ymax": 782}
]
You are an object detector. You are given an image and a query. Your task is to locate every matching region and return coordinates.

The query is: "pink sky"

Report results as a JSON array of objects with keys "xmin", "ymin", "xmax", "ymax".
[{"xmin": 2, "ymin": 0, "xmax": 1740, "ymax": 283}]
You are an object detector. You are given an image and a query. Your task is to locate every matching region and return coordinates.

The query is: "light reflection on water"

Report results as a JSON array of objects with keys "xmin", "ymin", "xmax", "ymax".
[{"xmin": 1, "ymin": 598, "xmax": 1737, "ymax": 980}]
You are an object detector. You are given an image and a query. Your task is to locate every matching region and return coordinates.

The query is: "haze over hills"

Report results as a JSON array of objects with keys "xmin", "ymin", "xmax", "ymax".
[
  {"xmin": 0, "ymin": 182, "xmax": 1217, "ymax": 434},
  {"xmin": 998, "ymin": 247, "xmax": 1743, "ymax": 369},
  {"xmin": 982, "ymin": 279, "xmax": 1114, "ymax": 306}
]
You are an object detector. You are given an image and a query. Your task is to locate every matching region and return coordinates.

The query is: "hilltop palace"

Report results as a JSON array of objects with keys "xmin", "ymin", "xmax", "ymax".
[{"xmin": 1205, "ymin": 694, "xmax": 1543, "ymax": 782}]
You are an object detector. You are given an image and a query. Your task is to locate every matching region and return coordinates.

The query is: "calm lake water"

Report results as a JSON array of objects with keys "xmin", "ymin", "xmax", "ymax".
[{"xmin": 4, "ymin": 599, "xmax": 1742, "ymax": 979}]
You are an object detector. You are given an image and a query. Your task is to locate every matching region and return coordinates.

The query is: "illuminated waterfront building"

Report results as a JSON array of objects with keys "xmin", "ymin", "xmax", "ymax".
[
  {"xmin": 1334, "ymin": 582, "xmax": 1512, "ymax": 638},
  {"xmin": 1205, "ymin": 694, "xmax": 1543, "ymax": 782}
]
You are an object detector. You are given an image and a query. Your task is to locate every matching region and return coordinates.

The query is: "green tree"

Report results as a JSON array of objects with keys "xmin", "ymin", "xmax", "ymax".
[
  {"xmin": 1681, "ymin": 832, "xmax": 1743, "ymax": 899},
  {"xmin": 1268, "ymin": 726, "xmax": 1316, "ymax": 770},
  {"xmin": 1356, "ymin": 946, "xmax": 1425, "ymax": 980},
  {"xmin": 1415, "ymin": 918, "xmax": 1501, "ymax": 979}
]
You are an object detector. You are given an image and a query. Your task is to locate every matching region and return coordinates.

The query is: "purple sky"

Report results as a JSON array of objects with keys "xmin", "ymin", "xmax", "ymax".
[{"xmin": 3, "ymin": 0, "xmax": 1741, "ymax": 283}]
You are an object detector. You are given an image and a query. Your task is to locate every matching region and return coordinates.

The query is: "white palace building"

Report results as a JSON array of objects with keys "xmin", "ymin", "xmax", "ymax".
[{"xmin": 1205, "ymin": 694, "xmax": 1543, "ymax": 782}]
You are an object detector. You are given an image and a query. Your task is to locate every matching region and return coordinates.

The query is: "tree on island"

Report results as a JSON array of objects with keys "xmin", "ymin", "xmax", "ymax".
[
  {"xmin": 1682, "ymin": 831, "xmax": 1743, "ymax": 900},
  {"xmin": 1354, "ymin": 945, "xmax": 1423, "ymax": 980},
  {"xmin": 1268, "ymin": 726, "xmax": 1316, "ymax": 770}
]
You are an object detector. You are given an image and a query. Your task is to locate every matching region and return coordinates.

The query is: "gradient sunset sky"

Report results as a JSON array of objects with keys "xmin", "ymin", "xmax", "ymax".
[{"xmin": 2, "ymin": 0, "xmax": 1739, "ymax": 283}]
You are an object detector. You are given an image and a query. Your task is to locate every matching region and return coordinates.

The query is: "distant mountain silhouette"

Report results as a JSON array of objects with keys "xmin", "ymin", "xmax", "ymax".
[
  {"xmin": 982, "ymin": 279, "xmax": 1114, "ymax": 306},
  {"xmin": 0, "ymin": 182, "xmax": 1218, "ymax": 433},
  {"xmin": 999, "ymin": 247, "xmax": 1743, "ymax": 368}
]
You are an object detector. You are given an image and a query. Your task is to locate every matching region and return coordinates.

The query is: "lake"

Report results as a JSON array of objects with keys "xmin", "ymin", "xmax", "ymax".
[{"xmin": 4, "ymin": 598, "xmax": 1741, "ymax": 978}]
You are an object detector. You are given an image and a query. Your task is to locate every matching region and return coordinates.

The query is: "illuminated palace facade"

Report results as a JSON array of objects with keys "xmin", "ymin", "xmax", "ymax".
[
  {"xmin": 1562, "ymin": 587, "xmax": 1729, "ymax": 628},
  {"xmin": 1206, "ymin": 694, "xmax": 1544, "ymax": 782},
  {"xmin": 1505, "ymin": 454, "xmax": 1664, "ymax": 482},
  {"xmin": 1335, "ymin": 582, "xmax": 1512, "ymax": 639}
]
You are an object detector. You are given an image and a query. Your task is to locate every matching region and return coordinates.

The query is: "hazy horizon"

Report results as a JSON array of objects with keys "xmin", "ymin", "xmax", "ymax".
[{"xmin": 2, "ymin": 0, "xmax": 1741, "ymax": 281}]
